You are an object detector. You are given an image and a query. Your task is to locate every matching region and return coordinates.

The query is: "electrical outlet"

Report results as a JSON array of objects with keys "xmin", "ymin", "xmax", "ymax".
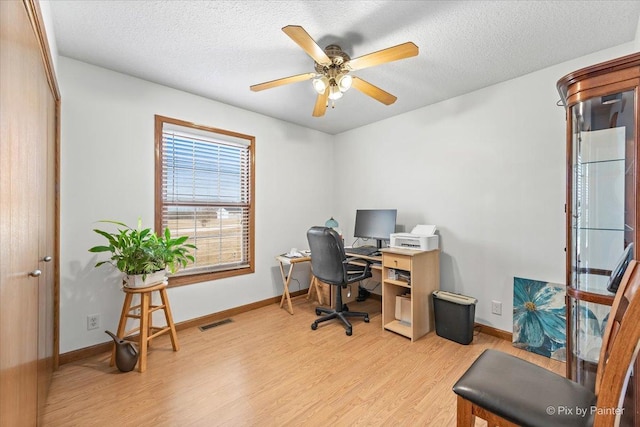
[
  {"xmin": 87, "ymin": 314, "xmax": 100, "ymax": 330},
  {"xmin": 491, "ymin": 300, "xmax": 502, "ymax": 315}
]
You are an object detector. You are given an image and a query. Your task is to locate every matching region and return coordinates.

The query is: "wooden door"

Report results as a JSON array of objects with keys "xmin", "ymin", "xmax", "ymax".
[
  {"xmin": 37, "ymin": 57, "xmax": 57, "ymax": 418},
  {"xmin": 0, "ymin": 0, "xmax": 58, "ymax": 425}
]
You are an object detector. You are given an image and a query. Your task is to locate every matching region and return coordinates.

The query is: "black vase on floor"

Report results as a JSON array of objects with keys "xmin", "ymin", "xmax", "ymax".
[{"xmin": 105, "ymin": 330, "xmax": 138, "ymax": 372}]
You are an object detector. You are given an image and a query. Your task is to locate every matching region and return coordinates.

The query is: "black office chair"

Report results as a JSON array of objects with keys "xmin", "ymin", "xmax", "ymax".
[{"xmin": 307, "ymin": 226, "xmax": 372, "ymax": 336}]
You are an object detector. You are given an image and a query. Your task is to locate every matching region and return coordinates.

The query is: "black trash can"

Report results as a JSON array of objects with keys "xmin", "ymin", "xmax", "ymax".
[{"xmin": 432, "ymin": 290, "xmax": 477, "ymax": 345}]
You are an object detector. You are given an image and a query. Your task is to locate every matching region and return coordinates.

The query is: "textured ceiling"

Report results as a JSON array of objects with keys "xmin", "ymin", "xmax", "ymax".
[{"xmin": 47, "ymin": 1, "xmax": 640, "ymax": 135}]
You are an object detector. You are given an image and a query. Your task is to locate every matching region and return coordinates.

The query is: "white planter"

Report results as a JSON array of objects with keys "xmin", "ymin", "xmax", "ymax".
[{"xmin": 124, "ymin": 270, "xmax": 167, "ymax": 288}]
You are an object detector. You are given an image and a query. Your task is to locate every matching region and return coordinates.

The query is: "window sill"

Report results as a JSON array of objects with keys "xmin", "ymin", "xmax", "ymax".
[{"xmin": 167, "ymin": 266, "xmax": 254, "ymax": 287}]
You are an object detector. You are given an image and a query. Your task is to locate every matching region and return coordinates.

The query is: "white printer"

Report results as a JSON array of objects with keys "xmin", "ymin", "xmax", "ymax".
[{"xmin": 390, "ymin": 224, "xmax": 439, "ymax": 251}]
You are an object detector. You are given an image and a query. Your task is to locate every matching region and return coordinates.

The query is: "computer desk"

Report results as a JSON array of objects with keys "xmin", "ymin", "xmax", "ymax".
[
  {"xmin": 278, "ymin": 248, "xmax": 439, "ymax": 340},
  {"xmin": 308, "ymin": 247, "xmax": 441, "ymax": 342},
  {"xmin": 305, "ymin": 251, "xmax": 383, "ymax": 307},
  {"xmin": 344, "ymin": 251, "xmax": 383, "ymax": 269},
  {"xmin": 276, "ymin": 250, "xmax": 382, "ymax": 315}
]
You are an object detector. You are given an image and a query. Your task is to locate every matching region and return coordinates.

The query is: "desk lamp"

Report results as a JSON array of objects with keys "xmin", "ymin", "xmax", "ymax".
[{"xmin": 324, "ymin": 217, "xmax": 342, "ymax": 239}]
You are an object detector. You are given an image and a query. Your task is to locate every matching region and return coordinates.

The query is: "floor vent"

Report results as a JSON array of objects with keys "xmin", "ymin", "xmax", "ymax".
[{"xmin": 199, "ymin": 318, "xmax": 233, "ymax": 331}]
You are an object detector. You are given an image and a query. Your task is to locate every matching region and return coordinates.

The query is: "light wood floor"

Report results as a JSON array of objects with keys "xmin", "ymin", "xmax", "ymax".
[{"xmin": 43, "ymin": 296, "xmax": 564, "ymax": 426}]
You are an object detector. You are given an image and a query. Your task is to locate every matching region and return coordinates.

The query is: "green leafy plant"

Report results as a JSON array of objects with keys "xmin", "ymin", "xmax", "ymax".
[{"xmin": 88, "ymin": 219, "xmax": 196, "ymax": 278}]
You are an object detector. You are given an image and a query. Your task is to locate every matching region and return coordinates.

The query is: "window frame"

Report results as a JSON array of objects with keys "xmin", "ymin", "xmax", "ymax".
[{"xmin": 154, "ymin": 114, "xmax": 255, "ymax": 287}]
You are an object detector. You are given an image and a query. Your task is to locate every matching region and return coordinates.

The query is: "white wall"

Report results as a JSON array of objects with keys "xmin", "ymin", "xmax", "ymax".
[
  {"xmin": 39, "ymin": 1, "xmax": 59, "ymax": 76},
  {"xmin": 58, "ymin": 58, "xmax": 333, "ymax": 353},
  {"xmin": 636, "ymin": 15, "xmax": 640, "ymax": 50},
  {"xmin": 332, "ymin": 42, "xmax": 638, "ymax": 332},
  {"xmin": 59, "ymin": 41, "xmax": 639, "ymax": 352}
]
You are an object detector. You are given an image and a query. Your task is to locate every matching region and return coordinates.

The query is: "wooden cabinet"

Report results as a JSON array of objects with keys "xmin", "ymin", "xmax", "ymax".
[
  {"xmin": 0, "ymin": 1, "xmax": 59, "ymax": 424},
  {"xmin": 381, "ymin": 248, "xmax": 439, "ymax": 341},
  {"xmin": 557, "ymin": 52, "xmax": 639, "ymax": 426}
]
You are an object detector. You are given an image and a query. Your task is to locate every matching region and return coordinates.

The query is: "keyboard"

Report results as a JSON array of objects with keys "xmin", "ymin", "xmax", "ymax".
[{"xmin": 346, "ymin": 246, "xmax": 379, "ymax": 256}]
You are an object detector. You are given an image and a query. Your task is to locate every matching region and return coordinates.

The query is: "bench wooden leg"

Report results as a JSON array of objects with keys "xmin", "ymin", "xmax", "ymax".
[{"xmin": 457, "ymin": 395, "xmax": 476, "ymax": 427}]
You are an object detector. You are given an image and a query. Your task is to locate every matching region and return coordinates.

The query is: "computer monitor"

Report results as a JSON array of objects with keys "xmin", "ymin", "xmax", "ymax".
[{"xmin": 354, "ymin": 209, "xmax": 397, "ymax": 249}]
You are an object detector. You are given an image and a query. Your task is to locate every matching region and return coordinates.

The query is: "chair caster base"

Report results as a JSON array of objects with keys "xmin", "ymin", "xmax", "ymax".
[
  {"xmin": 346, "ymin": 328, "xmax": 352, "ymax": 336},
  {"xmin": 315, "ymin": 308, "xmax": 321, "ymax": 316},
  {"xmin": 364, "ymin": 316, "xmax": 370, "ymax": 323},
  {"xmin": 311, "ymin": 322, "xmax": 318, "ymax": 330}
]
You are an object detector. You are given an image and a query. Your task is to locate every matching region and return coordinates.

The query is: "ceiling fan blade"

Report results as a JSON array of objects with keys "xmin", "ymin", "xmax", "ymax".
[
  {"xmin": 351, "ymin": 77, "xmax": 397, "ymax": 105},
  {"xmin": 250, "ymin": 72, "xmax": 316, "ymax": 92},
  {"xmin": 346, "ymin": 42, "xmax": 418, "ymax": 71},
  {"xmin": 312, "ymin": 87, "xmax": 329, "ymax": 117},
  {"xmin": 282, "ymin": 25, "xmax": 332, "ymax": 66}
]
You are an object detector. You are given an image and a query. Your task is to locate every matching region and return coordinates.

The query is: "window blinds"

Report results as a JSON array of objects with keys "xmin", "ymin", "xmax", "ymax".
[{"xmin": 161, "ymin": 128, "xmax": 252, "ymax": 275}]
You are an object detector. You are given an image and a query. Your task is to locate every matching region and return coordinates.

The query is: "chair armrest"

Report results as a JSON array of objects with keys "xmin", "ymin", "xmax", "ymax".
[
  {"xmin": 343, "ymin": 257, "xmax": 373, "ymax": 283},
  {"xmin": 344, "ymin": 256, "xmax": 373, "ymax": 264}
]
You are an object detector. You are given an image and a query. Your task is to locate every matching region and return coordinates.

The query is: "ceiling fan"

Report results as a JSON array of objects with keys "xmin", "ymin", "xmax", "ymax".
[{"xmin": 250, "ymin": 25, "xmax": 419, "ymax": 117}]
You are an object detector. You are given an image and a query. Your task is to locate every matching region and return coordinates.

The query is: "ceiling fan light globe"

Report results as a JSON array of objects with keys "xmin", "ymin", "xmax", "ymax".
[
  {"xmin": 328, "ymin": 85, "xmax": 343, "ymax": 100},
  {"xmin": 312, "ymin": 76, "xmax": 328, "ymax": 94},
  {"xmin": 337, "ymin": 74, "xmax": 352, "ymax": 92}
]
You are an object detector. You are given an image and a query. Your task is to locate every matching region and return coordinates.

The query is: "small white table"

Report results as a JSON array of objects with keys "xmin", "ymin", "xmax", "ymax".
[{"xmin": 275, "ymin": 254, "xmax": 323, "ymax": 314}]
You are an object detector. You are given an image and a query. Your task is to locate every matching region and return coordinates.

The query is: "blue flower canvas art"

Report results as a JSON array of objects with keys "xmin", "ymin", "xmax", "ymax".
[{"xmin": 513, "ymin": 277, "xmax": 566, "ymax": 362}]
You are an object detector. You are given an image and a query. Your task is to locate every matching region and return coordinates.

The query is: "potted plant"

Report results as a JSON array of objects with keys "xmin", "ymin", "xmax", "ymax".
[{"xmin": 88, "ymin": 219, "xmax": 196, "ymax": 288}]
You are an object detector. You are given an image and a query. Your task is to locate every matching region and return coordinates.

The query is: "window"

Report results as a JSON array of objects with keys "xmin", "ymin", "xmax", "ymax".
[{"xmin": 155, "ymin": 115, "xmax": 254, "ymax": 286}]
